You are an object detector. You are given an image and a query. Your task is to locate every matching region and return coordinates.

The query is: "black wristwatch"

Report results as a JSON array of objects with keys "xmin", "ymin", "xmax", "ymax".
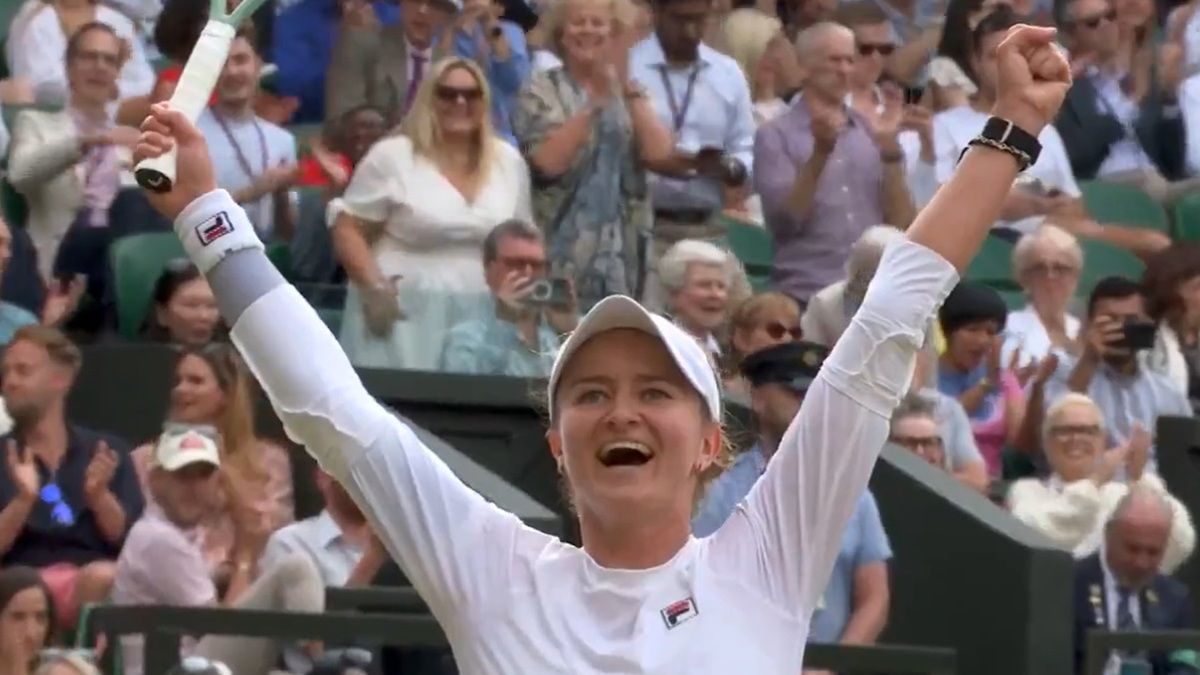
[{"xmin": 958, "ymin": 116, "xmax": 1042, "ymax": 171}]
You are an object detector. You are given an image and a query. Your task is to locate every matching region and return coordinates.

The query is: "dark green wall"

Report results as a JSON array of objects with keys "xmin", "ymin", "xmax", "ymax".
[{"xmin": 72, "ymin": 345, "xmax": 1083, "ymax": 674}]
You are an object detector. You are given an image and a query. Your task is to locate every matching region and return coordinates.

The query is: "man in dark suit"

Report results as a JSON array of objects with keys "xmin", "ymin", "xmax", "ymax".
[
  {"xmin": 1052, "ymin": 0, "xmax": 1192, "ymax": 202},
  {"xmin": 1074, "ymin": 486, "xmax": 1200, "ymax": 675}
]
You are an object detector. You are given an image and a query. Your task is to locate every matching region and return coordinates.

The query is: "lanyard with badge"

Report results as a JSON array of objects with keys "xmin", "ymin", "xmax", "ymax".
[
  {"xmin": 213, "ymin": 110, "xmax": 269, "ymax": 181},
  {"xmin": 655, "ymin": 64, "xmax": 701, "ymax": 133}
]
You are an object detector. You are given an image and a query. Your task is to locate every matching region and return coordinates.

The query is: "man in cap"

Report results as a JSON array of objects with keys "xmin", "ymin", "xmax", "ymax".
[
  {"xmin": 692, "ymin": 342, "xmax": 892, "ymax": 664},
  {"xmin": 112, "ymin": 425, "xmax": 325, "ymax": 675}
]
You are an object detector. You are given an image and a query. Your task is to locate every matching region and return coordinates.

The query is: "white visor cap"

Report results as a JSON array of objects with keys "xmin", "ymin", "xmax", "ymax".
[{"xmin": 546, "ymin": 295, "xmax": 722, "ymax": 422}]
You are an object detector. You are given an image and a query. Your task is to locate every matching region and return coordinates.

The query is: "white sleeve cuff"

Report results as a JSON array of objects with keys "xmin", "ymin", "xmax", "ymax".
[{"xmin": 174, "ymin": 189, "xmax": 266, "ymax": 275}]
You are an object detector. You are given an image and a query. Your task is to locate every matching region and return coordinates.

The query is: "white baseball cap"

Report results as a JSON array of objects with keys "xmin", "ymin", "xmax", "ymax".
[
  {"xmin": 154, "ymin": 426, "xmax": 221, "ymax": 472},
  {"xmin": 546, "ymin": 295, "xmax": 722, "ymax": 422}
]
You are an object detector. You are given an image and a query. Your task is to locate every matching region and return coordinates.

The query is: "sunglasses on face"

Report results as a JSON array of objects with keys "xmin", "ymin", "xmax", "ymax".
[
  {"xmin": 40, "ymin": 482, "xmax": 75, "ymax": 527},
  {"xmin": 1076, "ymin": 8, "xmax": 1116, "ymax": 28},
  {"xmin": 890, "ymin": 435, "xmax": 943, "ymax": 451},
  {"xmin": 435, "ymin": 85, "xmax": 483, "ymax": 103},
  {"xmin": 857, "ymin": 43, "xmax": 895, "ymax": 57},
  {"xmin": 762, "ymin": 321, "xmax": 802, "ymax": 341},
  {"xmin": 497, "ymin": 256, "xmax": 547, "ymax": 273}
]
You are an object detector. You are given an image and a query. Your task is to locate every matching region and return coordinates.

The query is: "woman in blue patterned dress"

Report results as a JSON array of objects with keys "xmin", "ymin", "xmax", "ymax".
[{"xmin": 512, "ymin": 0, "xmax": 673, "ymax": 309}]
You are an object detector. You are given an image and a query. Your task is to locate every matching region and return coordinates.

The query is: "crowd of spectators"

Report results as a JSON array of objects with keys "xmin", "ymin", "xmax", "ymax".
[{"xmin": 0, "ymin": 0, "xmax": 1197, "ymax": 671}]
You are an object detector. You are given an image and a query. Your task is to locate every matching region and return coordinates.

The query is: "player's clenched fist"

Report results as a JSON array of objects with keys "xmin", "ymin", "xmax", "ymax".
[
  {"xmin": 134, "ymin": 103, "xmax": 219, "ymax": 221},
  {"xmin": 991, "ymin": 24, "xmax": 1072, "ymax": 136}
]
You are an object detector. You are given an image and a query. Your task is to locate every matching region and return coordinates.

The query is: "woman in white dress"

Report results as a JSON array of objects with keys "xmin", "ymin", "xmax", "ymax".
[
  {"xmin": 1001, "ymin": 224, "xmax": 1084, "ymax": 367},
  {"xmin": 330, "ymin": 57, "xmax": 533, "ymax": 370}
]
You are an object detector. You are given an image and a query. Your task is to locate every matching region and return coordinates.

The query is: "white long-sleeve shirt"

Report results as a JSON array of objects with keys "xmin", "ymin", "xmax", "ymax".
[{"xmin": 223, "ymin": 221, "xmax": 958, "ymax": 673}]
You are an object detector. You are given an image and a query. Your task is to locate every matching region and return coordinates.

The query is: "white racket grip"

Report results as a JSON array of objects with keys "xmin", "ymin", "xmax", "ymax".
[{"xmin": 135, "ymin": 21, "xmax": 236, "ymax": 192}]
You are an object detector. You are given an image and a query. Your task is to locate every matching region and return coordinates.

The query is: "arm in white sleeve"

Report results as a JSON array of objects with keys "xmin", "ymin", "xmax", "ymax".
[
  {"xmin": 1007, "ymin": 478, "xmax": 1103, "ymax": 551},
  {"xmin": 708, "ymin": 238, "xmax": 958, "ymax": 617},
  {"xmin": 175, "ymin": 191, "xmax": 538, "ymax": 618}
]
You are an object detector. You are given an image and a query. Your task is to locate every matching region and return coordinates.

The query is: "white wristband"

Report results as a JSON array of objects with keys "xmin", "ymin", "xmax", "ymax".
[{"xmin": 173, "ymin": 189, "xmax": 265, "ymax": 275}]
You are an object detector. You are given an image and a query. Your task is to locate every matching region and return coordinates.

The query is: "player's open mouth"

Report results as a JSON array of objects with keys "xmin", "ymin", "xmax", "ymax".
[{"xmin": 597, "ymin": 441, "xmax": 654, "ymax": 467}]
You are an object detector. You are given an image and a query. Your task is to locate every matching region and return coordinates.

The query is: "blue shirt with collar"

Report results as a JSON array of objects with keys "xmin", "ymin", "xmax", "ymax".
[
  {"xmin": 270, "ymin": 0, "xmax": 401, "ymax": 123},
  {"xmin": 439, "ymin": 300, "xmax": 560, "ymax": 377},
  {"xmin": 0, "ymin": 302, "xmax": 37, "ymax": 346},
  {"xmin": 453, "ymin": 20, "xmax": 530, "ymax": 145},
  {"xmin": 692, "ymin": 444, "xmax": 768, "ymax": 537},
  {"xmin": 628, "ymin": 35, "xmax": 757, "ymax": 211}
]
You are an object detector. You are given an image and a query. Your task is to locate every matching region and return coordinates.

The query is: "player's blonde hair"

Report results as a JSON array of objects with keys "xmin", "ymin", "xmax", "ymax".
[{"xmin": 399, "ymin": 57, "xmax": 498, "ymax": 187}]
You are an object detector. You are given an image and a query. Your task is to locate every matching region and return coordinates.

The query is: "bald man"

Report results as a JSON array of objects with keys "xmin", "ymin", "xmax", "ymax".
[
  {"xmin": 753, "ymin": 21, "xmax": 915, "ymax": 309},
  {"xmin": 1072, "ymin": 487, "xmax": 1199, "ymax": 675}
]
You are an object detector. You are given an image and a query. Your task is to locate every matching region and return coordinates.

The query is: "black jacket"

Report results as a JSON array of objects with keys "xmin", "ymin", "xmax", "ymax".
[
  {"xmin": 1074, "ymin": 554, "xmax": 1199, "ymax": 675},
  {"xmin": 1054, "ymin": 74, "xmax": 1186, "ymax": 181}
]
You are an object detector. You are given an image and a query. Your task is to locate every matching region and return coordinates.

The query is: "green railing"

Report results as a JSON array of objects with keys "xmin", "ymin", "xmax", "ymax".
[
  {"xmin": 91, "ymin": 594, "xmax": 957, "ymax": 674},
  {"xmin": 1085, "ymin": 630, "xmax": 1200, "ymax": 675}
]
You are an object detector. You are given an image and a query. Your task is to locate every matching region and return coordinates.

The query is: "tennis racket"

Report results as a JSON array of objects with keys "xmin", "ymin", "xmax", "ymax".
[{"xmin": 135, "ymin": 0, "xmax": 266, "ymax": 193}]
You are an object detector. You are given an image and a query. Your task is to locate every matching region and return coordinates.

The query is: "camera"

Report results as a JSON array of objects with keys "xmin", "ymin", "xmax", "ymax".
[
  {"xmin": 525, "ymin": 277, "xmax": 571, "ymax": 308},
  {"xmin": 1121, "ymin": 319, "xmax": 1157, "ymax": 352}
]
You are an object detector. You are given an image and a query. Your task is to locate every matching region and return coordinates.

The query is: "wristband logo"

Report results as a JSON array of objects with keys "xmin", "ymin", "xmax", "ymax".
[
  {"xmin": 660, "ymin": 597, "xmax": 699, "ymax": 630},
  {"xmin": 195, "ymin": 212, "xmax": 234, "ymax": 246}
]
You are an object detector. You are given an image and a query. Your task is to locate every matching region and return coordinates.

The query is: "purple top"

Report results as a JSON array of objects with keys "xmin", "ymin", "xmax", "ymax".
[{"xmin": 753, "ymin": 98, "xmax": 885, "ymax": 304}]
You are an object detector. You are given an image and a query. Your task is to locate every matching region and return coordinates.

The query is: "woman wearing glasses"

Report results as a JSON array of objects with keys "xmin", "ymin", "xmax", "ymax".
[
  {"xmin": 1007, "ymin": 393, "xmax": 1195, "ymax": 573},
  {"xmin": 135, "ymin": 23, "xmax": 1068, "ymax": 673},
  {"xmin": 331, "ymin": 57, "xmax": 533, "ymax": 371}
]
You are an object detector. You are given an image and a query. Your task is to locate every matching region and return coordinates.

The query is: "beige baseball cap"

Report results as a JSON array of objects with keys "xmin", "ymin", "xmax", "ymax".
[{"xmin": 154, "ymin": 425, "xmax": 221, "ymax": 471}]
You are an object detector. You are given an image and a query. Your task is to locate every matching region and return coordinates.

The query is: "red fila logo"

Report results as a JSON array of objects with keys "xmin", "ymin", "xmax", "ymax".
[
  {"xmin": 195, "ymin": 212, "xmax": 234, "ymax": 246},
  {"xmin": 660, "ymin": 597, "xmax": 699, "ymax": 630}
]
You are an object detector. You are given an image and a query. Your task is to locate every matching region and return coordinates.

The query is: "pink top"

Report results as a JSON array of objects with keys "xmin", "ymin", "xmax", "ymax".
[
  {"xmin": 130, "ymin": 439, "xmax": 295, "ymax": 569},
  {"xmin": 972, "ymin": 371, "xmax": 1023, "ymax": 477}
]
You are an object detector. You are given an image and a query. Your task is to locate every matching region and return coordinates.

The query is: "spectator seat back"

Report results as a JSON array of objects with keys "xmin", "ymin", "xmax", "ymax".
[
  {"xmin": 1079, "ymin": 180, "xmax": 1170, "ymax": 234},
  {"xmin": 109, "ymin": 232, "xmax": 185, "ymax": 338}
]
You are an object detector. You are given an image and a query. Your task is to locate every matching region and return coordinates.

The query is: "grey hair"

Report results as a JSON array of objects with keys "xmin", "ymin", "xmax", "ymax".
[
  {"xmin": 658, "ymin": 239, "xmax": 731, "ymax": 293},
  {"xmin": 1106, "ymin": 484, "xmax": 1174, "ymax": 532},
  {"xmin": 482, "ymin": 219, "xmax": 543, "ymax": 265},
  {"xmin": 794, "ymin": 21, "xmax": 855, "ymax": 64},
  {"xmin": 843, "ymin": 225, "xmax": 906, "ymax": 311},
  {"xmin": 891, "ymin": 392, "xmax": 938, "ymax": 430},
  {"xmin": 1042, "ymin": 392, "xmax": 1105, "ymax": 443},
  {"xmin": 1011, "ymin": 224, "xmax": 1084, "ymax": 278}
]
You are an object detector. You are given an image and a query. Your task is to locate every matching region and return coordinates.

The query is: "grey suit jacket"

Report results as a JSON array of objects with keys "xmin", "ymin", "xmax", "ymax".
[{"xmin": 325, "ymin": 23, "xmax": 450, "ymax": 125}]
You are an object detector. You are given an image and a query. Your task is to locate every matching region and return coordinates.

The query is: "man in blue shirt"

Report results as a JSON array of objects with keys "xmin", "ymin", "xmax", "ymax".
[
  {"xmin": 693, "ymin": 341, "xmax": 892, "ymax": 655},
  {"xmin": 450, "ymin": 0, "xmax": 530, "ymax": 144},
  {"xmin": 440, "ymin": 219, "xmax": 578, "ymax": 376}
]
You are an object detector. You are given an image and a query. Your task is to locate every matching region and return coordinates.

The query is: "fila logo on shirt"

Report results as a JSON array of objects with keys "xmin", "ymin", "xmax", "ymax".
[
  {"xmin": 660, "ymin": 597, "xmax": 699, "ymax": 630},
  {"xmin": 196, "ymin": 212, "xmax": 234, "ymax": 246}
]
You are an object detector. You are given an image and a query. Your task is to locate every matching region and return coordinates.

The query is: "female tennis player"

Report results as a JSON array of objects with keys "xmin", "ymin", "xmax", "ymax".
[{"xmin": 133, "ymin": 26, "xmax": 1070, "ymax": 673}]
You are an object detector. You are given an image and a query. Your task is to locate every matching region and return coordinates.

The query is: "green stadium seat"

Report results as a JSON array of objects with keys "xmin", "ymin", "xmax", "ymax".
[
  {"xmin": 1079, "ymin": 180, "xmax": 1170, "ymax": 234},
  {"xmin": 1172, "ymin": 192, "xmax": 1200, "ymax": 242},
  {"xmin": 965, "ymin": 235, "xmax": 1018, "ymax": 290},
  {"xmin": 266, "ymin": 241, "xmax": 294, "ymax": 281},
  {"xmin": 723, "ymin": 217, "xmax": 772, "ymax": 281},
  {"xmin": 1076, "ymin": 239, "xmax": 1145, "ymax": 299},
  {"xmin": 110, "ymin": 233, "xmax": 186, "ymax": 338},
  {"xmin": 1, "ymin": 178, "xmax": 27, "ymax": 229}
]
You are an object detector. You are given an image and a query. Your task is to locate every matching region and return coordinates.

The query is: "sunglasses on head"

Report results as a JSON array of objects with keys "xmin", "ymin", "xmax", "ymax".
[
  {"xmin": 435, "ymin": 85, "xmax": 483, "ymax": 103},
  {"xmin": 40, "ymin": 482, "xmax": 75, "ymax": 527},
  {"xmin": 1077, "ymin": 8, "xmax": 1116, "ymax": 28},
  {"xmin": 763, "ymin": 321, "xmax": 802, "ymax": 341},
  {"xmin": 858, "ymin": 43, "xmax": 895, "ymax": 57}
]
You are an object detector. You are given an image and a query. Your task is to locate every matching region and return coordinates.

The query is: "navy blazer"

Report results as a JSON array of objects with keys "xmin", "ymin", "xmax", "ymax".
[
  {"xmin": 1054, "ymin": 74, "xmax": 1186, "ymax": 181},
  {"xmin": 1074, "ymin": 553, "xmax": 1199, "ymax": 675}
]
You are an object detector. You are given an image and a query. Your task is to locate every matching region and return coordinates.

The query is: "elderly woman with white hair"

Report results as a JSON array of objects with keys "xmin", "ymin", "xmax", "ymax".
[
  {"xmin": 657, "ymin": 239, "xmax": 743, "ymax": 364},
  {"xmin": 1001, "ymin": 224, "xmax": 1084, "ymax": 368},
  {"xmin": 801, "ymin": 225, "xmax": 906, "ymax": 347},
  {"xmin": 1006, "ymin": 393, "xmax": 1195, "ymax": 573}
]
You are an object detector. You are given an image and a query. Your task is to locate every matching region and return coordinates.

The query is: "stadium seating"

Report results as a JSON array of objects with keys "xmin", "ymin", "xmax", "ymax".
[
  {"xmin": 1076, "ymin": 239, "xmax": 1145, "ymax": 299},
  {"xmin": 723, "ymin": 217, "xmax": 771, "ymax": 291},
  {"xmin": 965, "ymin": 234, "xmax": 1018, "ymax": 290},
  {"xmin": 109, "ymin": 232, "xmax": 186, "ymax": 338},
  {"xmin": 1079, "ymin": 180, "xmax": 1170, "ymax": 234},
  {"xmin": 1172, "ymin": 192, "xmax": 1200, "ymax": 242}
]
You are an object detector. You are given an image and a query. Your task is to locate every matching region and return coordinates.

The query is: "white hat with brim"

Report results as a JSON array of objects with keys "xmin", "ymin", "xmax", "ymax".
[
  {"xmin": 546, "ymin": 295, "xmax": 722, "ymax": 422},
  {"xmin": 155, "ymin": 428, "xmax": 221, "ymax": 472}
]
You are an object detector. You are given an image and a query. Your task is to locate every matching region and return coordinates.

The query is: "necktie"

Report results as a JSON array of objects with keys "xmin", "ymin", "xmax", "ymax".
[
  {"xmin": 1117, "ymin": 589, "xmax": 1136, "ymax": 631},
  {"xmin": 404, "ymin": 53, "xmax": 427, "ymax": 116}
]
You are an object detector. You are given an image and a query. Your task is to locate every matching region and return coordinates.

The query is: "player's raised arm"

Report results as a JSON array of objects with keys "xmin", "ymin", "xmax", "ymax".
[
  {"xmin": 712, "ymin": 24, "xmax": 1072, "ymax": 617},
  {"xmin": 133, "ymin": 105, "xmax": 529, "ymax": 613}
]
